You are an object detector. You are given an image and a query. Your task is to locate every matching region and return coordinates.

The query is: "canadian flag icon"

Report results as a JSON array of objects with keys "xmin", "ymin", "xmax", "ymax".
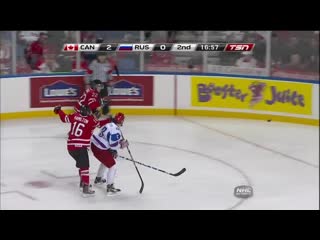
[{"xmin": 63, "ymin": 44, "xmax": 79, "ymax": 51}]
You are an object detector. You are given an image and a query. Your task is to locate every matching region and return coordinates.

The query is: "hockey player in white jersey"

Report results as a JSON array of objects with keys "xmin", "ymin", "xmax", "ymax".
[{"xmin": 90, "ymin": 112, "xmax": 129, "ymax": 194}]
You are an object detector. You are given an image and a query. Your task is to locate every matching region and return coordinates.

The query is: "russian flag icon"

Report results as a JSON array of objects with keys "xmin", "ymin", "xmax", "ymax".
[{"xmin": 118, "ymin": 44, "xmax": 133, "ymax": 51}]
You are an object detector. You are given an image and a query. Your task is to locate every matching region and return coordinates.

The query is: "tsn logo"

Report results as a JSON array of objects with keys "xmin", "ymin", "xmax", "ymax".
[
  {"xmin": 225, "ymin": 43, "xmax": 255, "ymax": 52},
  {"xmin": 63, "ymin": 44, "xmax": 100, "ymax": 52}
]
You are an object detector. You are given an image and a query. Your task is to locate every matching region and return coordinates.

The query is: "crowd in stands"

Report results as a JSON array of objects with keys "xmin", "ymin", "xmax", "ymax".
[
  {"xmin": 0, "ymin": 31, "xmax": 12, "ymax": 75},
  {"xmin": 0, "ymin": 31, "xmax": 318, "ymax": 79},
  {"xmin": 143, "ymin": 31, "xmax": 318, "ymax": 75},
  {"xmin": 143, "ymin": 31, "xmax": 267, "ymax": 71},
  {"xmin": 271, "ymin": 31, "xmax": 319, "ymax": 73},
  {"xmin": 13, "ymin": 31, "xmax": 76, "ymax": 74},
  {"xmin": 80, "ymin": 31, "xmax": 139, "ymax": 72}
]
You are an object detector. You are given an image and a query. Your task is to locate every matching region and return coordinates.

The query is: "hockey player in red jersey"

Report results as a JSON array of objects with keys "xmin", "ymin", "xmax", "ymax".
[
  {"xmin": 53, "ymin": 104, "xmax": 112, "ymax": 197},
  {"xmin": 74, "ymin": 79, "xmax": 110, "ymax": 118}
]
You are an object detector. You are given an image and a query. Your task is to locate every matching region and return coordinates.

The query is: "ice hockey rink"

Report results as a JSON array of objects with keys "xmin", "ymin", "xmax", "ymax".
[{"xmin": 0, "ymin": 116, "xmax": 319, "ymax": 210}]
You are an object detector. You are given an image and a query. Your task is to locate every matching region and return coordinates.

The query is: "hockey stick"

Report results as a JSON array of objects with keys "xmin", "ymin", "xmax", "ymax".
[
  {"xmin": 118, "ymin": 156, "xmax": 186, "ymax": 177},
  {"xmin": 119, "ymin": 131, "xmax": 144, "ymax": 194}
]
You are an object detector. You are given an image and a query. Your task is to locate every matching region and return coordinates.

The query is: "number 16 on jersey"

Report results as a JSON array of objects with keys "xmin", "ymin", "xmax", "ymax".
[{"xmin": 71, "ymin": 122, "xmax": 85, "ymax": 137}]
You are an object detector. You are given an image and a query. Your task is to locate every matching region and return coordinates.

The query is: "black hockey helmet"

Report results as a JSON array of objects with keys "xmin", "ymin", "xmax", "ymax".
[
  {"xmin": 91, "ymin": 79, "xmax": 104, "ymax": 90},
  {"xmin": 79, "ymin": 105, "xmax": 91, "ymax": 116}
]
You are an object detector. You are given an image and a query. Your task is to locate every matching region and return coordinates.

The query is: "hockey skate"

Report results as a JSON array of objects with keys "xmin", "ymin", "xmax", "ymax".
[
  {"xmin": 94, "ymin": 177, "xmax": 106, "ymax": 185},
  {"xmin": 106, "ymin": 184, "xmax": 121, "ymax": 195},
  {"xmin": 82, "ymin": 184, "xmax": 95, "ymax": 197}
]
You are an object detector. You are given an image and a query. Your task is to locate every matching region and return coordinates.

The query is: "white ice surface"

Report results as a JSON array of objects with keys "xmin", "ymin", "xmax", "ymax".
[{"xmin": 1, "ymin": 116, "xmax": 318, "ymax": 210}]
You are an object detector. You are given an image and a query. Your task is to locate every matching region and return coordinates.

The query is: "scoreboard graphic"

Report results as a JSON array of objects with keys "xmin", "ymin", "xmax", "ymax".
[{"xmin": 62, "ymin": 43, "xmax": 255, "ymax": 52}]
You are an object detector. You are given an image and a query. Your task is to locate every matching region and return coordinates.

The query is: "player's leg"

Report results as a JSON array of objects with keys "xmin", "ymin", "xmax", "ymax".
[
  {"xmin": 68, "ymin": 150, "xmax": 82, "ymax": 188},
  {"xmin": 94, "ymin": 163, "xmax": 107, "ymax": 184},
  {"xmin": 69, "ymin": 148, "xmax": 95, "ymax": 197},
  {"xmin": 91, "ymin": 143, "xmax": 120, "ymax": 193},
  {"xmin": 91, "ymin": 143, "xmax": 108, "ymax": 184},
  {"xmin": 104, "ymin": 150, "xmax": 120, "ymax": 194}
]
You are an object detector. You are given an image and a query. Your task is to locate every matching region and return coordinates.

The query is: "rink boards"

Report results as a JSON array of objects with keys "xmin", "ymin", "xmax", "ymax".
[{"xmin": 0, "ymin": 73, "xmax": 319, "ymax": 125}]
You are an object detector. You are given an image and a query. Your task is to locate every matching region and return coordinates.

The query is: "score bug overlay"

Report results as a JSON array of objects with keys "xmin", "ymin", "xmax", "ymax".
[{"xmin": 62, "ymin": 43, "xmax": 255, "ymax": 52}]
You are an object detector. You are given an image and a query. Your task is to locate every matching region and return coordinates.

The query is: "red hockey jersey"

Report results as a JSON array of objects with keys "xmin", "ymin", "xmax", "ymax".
[
  {"xmin": 58, "ymin": 110, "xmax": 111, "ymax": 151},
  {"xmin": 74, "ymin": 88, "xmax": 102, "ymax": 113}
]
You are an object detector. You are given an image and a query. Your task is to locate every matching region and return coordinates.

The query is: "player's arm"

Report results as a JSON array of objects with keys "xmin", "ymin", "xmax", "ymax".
[
  {"xmin": 89, "ymin": 102, "xmax": 103, "ymax": 119},
  {"xmin": 89, "ymin": 101, "xmax": 101, "ymax": 113},
  {"xmin": 92, "ymin": 115, "xmax": 112, "ymax": 128},
  {"xmin": 97, "ymin": 117, "xmax": 112, "ymax": 127},
  {"xmin": 88, "ymin": 93, "xmax": 110, "ymax": 117},
  {"xmin": 53, "ymin": 105, "xmax": 71, "ymax": 123}
]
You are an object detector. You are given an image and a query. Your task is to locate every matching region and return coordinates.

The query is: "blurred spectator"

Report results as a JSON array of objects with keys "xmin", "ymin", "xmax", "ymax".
[
  {"xmin": 33, "ymin": 51, "xmax": 59, "ymax": 73},
  {"xmin": 19, "ymin": 31, "xmax": 47, "ymax": 43},
  {"xmin": 286, "ymin": 36, "xmax": 305, "ymax": 61},
  {"xmin": 115, "ymin": 33, "xmax": 139, "ymax": 71},
  {"xmin": 305, "ymin": 55, "xmax": 319, "ymax": 73},
  {"xmin": 241, "ymin": 32, "xmax": 266, "ymax": 66},
  {"xmin": 144, "ymin": 31, "xmax": 152, "ymax": 42},
  {"xmin": 18, "ymin": 31, "xmax": 47, "ymax": 59},
  {"xmin": 150, "ymin": 52, "xmax": 175, "ymax": 65},
  {"xmin": 304, "ymin": 37, "xmax": 319, "ymax": 72},
  {"xmin": 282, "ymin": 53, "xmax": 304, "ymax": 71},
  {"xmin": 0, "ymin": 40, "xmax": 11, "ymax": 73},
  {"xmin": 167, "ymin": 31, "xmax": 177, "ymax": 42},
  {"xmin": 122, "ymin": 33, "xmax": 134, "ymax": 43},
  {"xmin": 16, "ymin": 58, "xmax": 32, "ymax": 74},
  {"xmin": 96, "ymin": 38, "xmax": 104, "ymax": 43},
  {"xmin": 72, "ymin": 54, "xmax": 91, "ymax": 74},
  {"xmin": 226, "ymin": 31, "xmax": 244, "ymax": 42},
  {"xmin": 271, "ymin": 32, "xmax": 289, "ymax": 65},
  {"xmin": 235, "ymin": 52, "xmax": 258, "ymax": 68},
  {"xmin": 82, "ymin": 37, "xmax": 104, "ymax": 63},
  {"xmin": 81, "ymin": 31, "xmax": 96, "ymax": 43},
  {"xmin": 55, "ymin": 54, "xmax": 73, "ymax": 72},
  {"xmin": 95, "ymin": 31, "xmax": 139, "ymax": 42},
  {"xmin": 64, "ymin": 31, "xmax": 76, "ymax": 43},
  {"xmin": 187, "ymin": 55, "xmax": 202, "ymax": 69},
  {"xmin": 273, "ymin": 31, "xmax": 290, "ymax": 41},
  {"xmin": 47, "ymin": 31, "xmax": 65, "ymax": 46},
  {"xmin": 25, "ymin": 32, "xmax": 48, "ymax": 70}
]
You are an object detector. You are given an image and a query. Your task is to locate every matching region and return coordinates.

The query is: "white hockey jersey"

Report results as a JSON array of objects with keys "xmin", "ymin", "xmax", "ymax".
[{"xmin": 91, "ymin": 122, "xmax": 123, "ymax": 150}]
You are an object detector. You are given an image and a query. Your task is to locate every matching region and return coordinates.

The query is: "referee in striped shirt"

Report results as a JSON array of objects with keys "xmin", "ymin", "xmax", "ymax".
[{"xmin": 88, "ymin": 51, "xmax": 119, "ymax": 114}]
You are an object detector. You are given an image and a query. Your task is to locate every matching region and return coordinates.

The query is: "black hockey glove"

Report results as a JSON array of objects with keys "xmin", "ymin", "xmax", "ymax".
[
  {"xmin": 53, "ymin": 105, "xmax": 61, "ymax": 114},
  {"xmin": 109, "ymin": 149, "xmax": 118, "ymax": 158},
  {"xmin": 102, "ymin": 104, "xmax": 110, "ymax": 115},
  {"xmin": 93, "ymin": 109, "xmax": 101, "ymax": 119}
]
